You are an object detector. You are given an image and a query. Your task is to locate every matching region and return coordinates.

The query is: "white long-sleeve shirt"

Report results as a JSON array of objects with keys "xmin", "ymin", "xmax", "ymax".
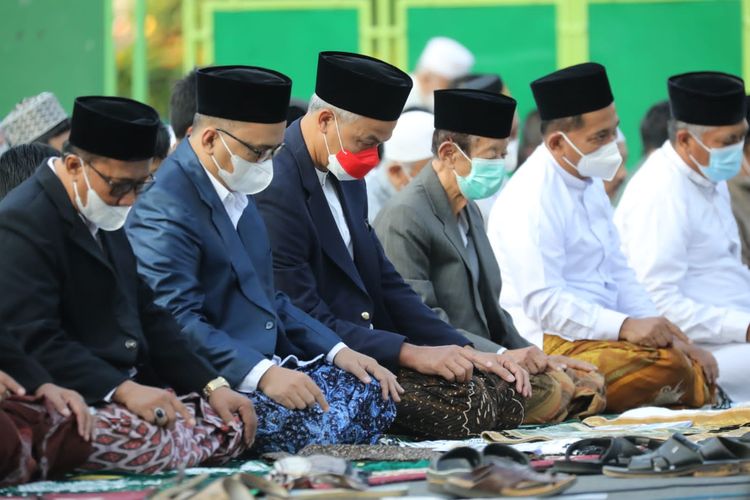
[
  {"xmin": 487, "ymin": 145, "xmax": 658, "ymax": 347},
  {"xmin": 614, "ymin": 141, "xmax": 750, "ymax": 344}
]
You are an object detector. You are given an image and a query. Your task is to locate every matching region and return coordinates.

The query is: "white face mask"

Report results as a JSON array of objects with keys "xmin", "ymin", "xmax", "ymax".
[
  {"xmin": 73, "ymin": 158, "xmax": 131, "ymax": 232},
  {"xmin": 560, "ymin": 133, "xmax": 622, "ymax": 181},
  {"xmin": 211, "ymin": 132, "xmax": 274, "ymax": 195},
  {"xmin": 505, "ymin": 138, "xmax": 519, "ymax": 173}
]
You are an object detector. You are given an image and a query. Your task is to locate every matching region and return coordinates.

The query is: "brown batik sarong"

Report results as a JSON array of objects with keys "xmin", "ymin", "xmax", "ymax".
[
  {"xmin": 524, "ymin": 368, "xmax": 607, "ymax": 424},
  {"xmin": 544, "ymin": 334, "xmax": 714, "ymax": 413},
  {"xmin": 390, "ymin": 369, "xmax": 525, "ymax": 439},
  {"xmin": 0, "ymin": 396, "xmax": 92, "ymax": 486}
]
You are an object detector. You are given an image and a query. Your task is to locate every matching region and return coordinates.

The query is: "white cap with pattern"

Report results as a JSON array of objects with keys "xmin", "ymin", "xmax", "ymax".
[{"xmin": 1, "ymin": 92, "xmax": 68, "ymax": 146}]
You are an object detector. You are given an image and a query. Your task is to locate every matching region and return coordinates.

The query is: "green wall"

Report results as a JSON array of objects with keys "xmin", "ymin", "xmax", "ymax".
[
  {"xmin": 204, "ymin": 0, "xmax": 746, "ymax": 169},
  {"xmin": 405, "ymin": 4, "xmax": 557, "ymax": 130},
  {"xmin": 0, "ymin": 0, "xmax": 106, "ymax": 116},
  {"xmin": 589, "ymin": 0, "xmax": 742, "ymax": 165},
  {"xmin": 214, "ymin": 8, "xmax": 361, "ymax": 100}
]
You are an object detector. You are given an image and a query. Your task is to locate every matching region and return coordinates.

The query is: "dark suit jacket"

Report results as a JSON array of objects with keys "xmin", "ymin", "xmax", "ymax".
[
  {"xmin": 374, "ymin": 166, "xmax": 530, "ymax": 351},
  {"xmin": 0, "ymin": 330, "xmax": 51, "ymax": 392},
  {"xmin": 254, "ymin": 119, "xmax": 470, "ymax": 370},
  {"xmin": 127, "ymin": 140, "xmax": 341, "ymax": 387},
  {"xmin": 0, "ymin": 163, "xmax": 218, "ymax": 404}
]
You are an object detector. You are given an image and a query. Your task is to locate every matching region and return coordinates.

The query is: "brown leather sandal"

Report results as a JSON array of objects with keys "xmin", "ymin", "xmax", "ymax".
[{"xmin": 444, "ymin": 462, "xmax": 576, "ymax": 498}]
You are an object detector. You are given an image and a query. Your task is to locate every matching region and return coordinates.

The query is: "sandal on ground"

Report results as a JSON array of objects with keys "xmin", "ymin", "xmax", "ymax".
[
  {"xmin": 444, "ymin": 462, "xmax": 576, "ymax": 498},
  {"xmin": 603, "ymin": 433, "xmax": 741, "ymax": 478},
  {"xmin": 554, "ymin": 436, "xmax": 662, "ymax": 475},
  {"xmin": 482, "ymin": 443, "xmax": 531, "ymax": 466},
  {"xmin": 426, "ymin": 446, "xmax": 482, "ymax": 493},
  {"xmin": 699, "ymin": 435, "xmax": 750, "ymax": 473}
]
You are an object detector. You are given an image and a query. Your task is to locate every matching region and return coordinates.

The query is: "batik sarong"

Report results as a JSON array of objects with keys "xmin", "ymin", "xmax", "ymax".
[{"xmin": 544, "ymin": 334, "xmax": 714, "ymax": 413}]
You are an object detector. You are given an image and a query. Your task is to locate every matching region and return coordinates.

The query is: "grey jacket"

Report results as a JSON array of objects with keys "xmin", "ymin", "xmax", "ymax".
[{"xmin": 373, "ymin": 166, "xmax": 530, "ymax": 352}]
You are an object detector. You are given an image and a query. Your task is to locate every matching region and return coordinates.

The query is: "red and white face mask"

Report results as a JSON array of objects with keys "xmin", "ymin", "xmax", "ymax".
[{"xmin": 322, "ymin": 114, "xmax": 380, "ymax": 181}]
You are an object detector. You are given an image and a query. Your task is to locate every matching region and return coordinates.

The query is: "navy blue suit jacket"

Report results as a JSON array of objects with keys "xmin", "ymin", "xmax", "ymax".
[
  {"xmin": 254, "ymin": 120, "xmax": 470, "ymax": 370},
  {"xmin": 127, "ymin": 140, "xmax": 342, "ymax": 387}
]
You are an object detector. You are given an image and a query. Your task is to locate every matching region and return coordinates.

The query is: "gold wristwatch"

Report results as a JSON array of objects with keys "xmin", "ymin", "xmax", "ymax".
[{"xmin": 202, "ymin": 376, "xmax": 230, "ymax": 399}]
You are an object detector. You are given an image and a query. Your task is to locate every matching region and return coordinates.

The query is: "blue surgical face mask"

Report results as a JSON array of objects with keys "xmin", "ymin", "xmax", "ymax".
[
  {"xmin": 454, "ymin": 145, "xmax": 508, "ymax": 200},
  {"xmin": 689, "ymin": 132, "xmax": 744, "ymax": 183}
]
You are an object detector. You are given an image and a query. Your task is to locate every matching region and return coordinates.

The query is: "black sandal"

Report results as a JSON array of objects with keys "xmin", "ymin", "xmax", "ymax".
[
  {"xmin": 554, "ymin": 436, "xmax": 661, "ymax": 475},
  {"xmin": 603, "ymin": 433, "xmax": 741, "ymax": 478}
]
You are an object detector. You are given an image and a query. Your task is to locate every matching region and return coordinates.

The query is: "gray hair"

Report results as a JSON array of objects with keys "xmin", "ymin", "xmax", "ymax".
[
  {"xmin": 307, "ymin": 94, "xmax": 361, "ymax": 123},
  {"xmin": 668, "ymin": 119, "xmax": 713, "ymax": 144}
]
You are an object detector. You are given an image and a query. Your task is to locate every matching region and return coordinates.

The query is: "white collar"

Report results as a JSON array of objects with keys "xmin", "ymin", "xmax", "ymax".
[
  {"xmin": 202, "ymin": 162, "xmax": 234, "ymax": 202},
  {"xmin": 663, "ymin": 141, "xmax": 716, "ymax": 192},
  {"xmin": 541, "ymin": 144, "xmax": 590, "ymax": 191},
  {"xmin": 315, "ymin": 168, "xmax": 330, "ymax": 188}
]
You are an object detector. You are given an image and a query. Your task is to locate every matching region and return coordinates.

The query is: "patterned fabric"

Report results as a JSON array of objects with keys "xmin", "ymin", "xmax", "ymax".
[
  {"xmin": 524, "ymin": 369, "xmax": 607, "ymax": 424},
  {"xmin": 390, "ymin": 369, "xmax": 525, "ymax": 439},
  {"xmin": 0, "ymin": 396, "xmax": 91, "ymax": 486},
  {"xmin": 83, "ymin": 394, "xmax": 245, "ymax": 474},
  {"xmin": 263, "ymin": 445, "xmax": 439, "ymax": 462},
  {"xmin": 249, "ymin": 362, "xmax": 396, "ymax": 455},
  {"xmin": 1, "ymin": 92, "xmax": 67, "ymax": 146},
  {"xmin": 544, "ymin": 334, "xmax": 714, "ymax": 413}
]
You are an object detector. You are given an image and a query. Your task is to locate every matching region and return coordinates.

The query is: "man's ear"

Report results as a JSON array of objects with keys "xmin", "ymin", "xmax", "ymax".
[
  {"xmin": 201, "ymin": 127, "xmax": 218, "ymax": 155},
  {"xmin": 437, "ymin": 141, "xmax": 459, "ymax": 165},
  {"xmin": 675, "ymin": 129, "xmax": 692, "ymax": 151},
  {"xmin": 63, "ymin": 154, "xmax": 84, "ymax": 175},
  {"xmin": 546, "ymin": 132, "xmax": 564, "ymax": 154},
  {"xmin": 317, "ymin": 109, "xmax": 335, "ymax": 134}
]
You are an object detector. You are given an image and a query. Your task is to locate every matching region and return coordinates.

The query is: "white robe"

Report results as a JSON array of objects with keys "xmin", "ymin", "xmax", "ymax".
[
  {"xmin": 615, "ymin": 141, "xmax": 750, "ymax": 402},
  {"xmin": 487, "ymin": 145, "xmax": 657, "ymax": 347}
]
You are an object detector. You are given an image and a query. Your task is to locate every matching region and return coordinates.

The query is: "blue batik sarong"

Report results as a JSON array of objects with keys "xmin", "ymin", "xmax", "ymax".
[{"xmin": 248, "ymin": 360, "xmax": 396, "ymax": 454}]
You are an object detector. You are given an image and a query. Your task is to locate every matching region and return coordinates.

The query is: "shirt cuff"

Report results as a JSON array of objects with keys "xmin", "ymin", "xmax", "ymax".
[
  {"xmin": 326, "ymin": 342, "xmax": 348, "ymax": 363},
  {"xmin": 496, "ymin": 346, "xmax": 507, "ymax": 355},
  {"xmin": 103, "ymin": 387, "xmax": 117, "ymax": 403},
  {"xmin": 237, "ymin": 359, "xmax": 275, "ymax": 393},
  {"xmin": 593, "ymin": 308, "xmax": 629, "ymax": 341},
  {"xmin": 720, "ymin": 309, "xmax": 750, "ymax": 344}
]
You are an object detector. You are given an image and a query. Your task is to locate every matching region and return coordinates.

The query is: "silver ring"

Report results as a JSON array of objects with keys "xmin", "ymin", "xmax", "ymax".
[{"xmin": 154, "ymin": 407, "xmax": 168, "ymax": 426}]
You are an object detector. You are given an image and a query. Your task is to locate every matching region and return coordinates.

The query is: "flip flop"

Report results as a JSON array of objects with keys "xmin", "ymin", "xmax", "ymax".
[
  {"xmin": 603, "ymin": 433, "xmax": 741, "ymax": 478},
  {"xmin": 426, "ymin": 446, "xmax": 482, "ymax": 494},
  {"xmin": 554, "ymin": 436, "xmax": 662, "ymax": 475},
  {"xmin": 482, "ymin": 443, "xmax": 531, "ymax": 466},
  {"xmin": 444, "ymin": 462, "xmax": 576, "ymax": 498}
]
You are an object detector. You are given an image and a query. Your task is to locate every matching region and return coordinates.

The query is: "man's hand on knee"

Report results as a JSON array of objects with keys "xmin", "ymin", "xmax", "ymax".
[
  {"xmin": 465, "ymin": 349, "xmax": 532, "ymax": 398},
  {"xmin": 619, "ymin": 317, "xmax": 690, "ymax": 348},
  {"xmin": 258, "ymin": 366, "xmax": 329, "ymax": 412},
  {"xmin": 504, "ymin": 346, "xmax": 548, "ymax": 374},
  {"xmin": 398, "ymin": 343, "xmax": 474, "ymax": 383}
]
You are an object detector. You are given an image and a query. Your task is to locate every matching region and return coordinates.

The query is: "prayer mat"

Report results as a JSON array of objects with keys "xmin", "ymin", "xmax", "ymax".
[
  {"xmin": 583, "ymin": 405, "xmax": 750, "ymax": 428},
  {"xmin": 544, "ymin": 334, "xmax": 714, "ymax": 413},
  {"xmin": 481, "ymin": 421, "xmax": 694, "ymax": 444},
  {"xmin": 263, "ymin": 445, "xmax": 439, "ymax": 462}
]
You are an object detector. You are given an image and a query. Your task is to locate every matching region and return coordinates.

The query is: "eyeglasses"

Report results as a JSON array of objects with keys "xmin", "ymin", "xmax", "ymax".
[
  {"xmin": 83, "ymin": 160, "xmax": 154, "ymax": 201},
  {"xmin": 216, "ymin": 128, "xmax": 284, "ymax": 162}
]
